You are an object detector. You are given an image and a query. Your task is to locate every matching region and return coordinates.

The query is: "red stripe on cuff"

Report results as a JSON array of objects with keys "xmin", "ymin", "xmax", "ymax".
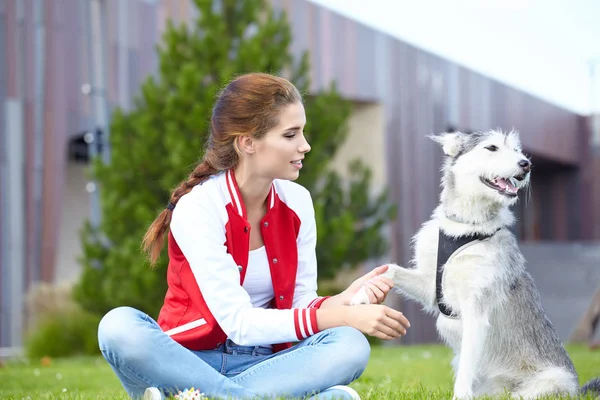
[
  {"xmin": 302, "ymin": 310, "xmax": 310, "ymax": 337},
  {"xmin": 293, "ymin": 309, "xmax": 303, "ymax": 340},
  {"xmin": 310, "ymin": 296, "xmax": 330, "ymax": 309},
  {"xmin": 309, "ymin": 308, "xmax": 319, "ymax": 334}
]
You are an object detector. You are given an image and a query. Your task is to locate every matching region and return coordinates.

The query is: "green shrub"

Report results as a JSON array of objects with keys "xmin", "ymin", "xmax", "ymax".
[{"xmin": 24, "ymin": 308, "xmax": 102, "ymax": 358}]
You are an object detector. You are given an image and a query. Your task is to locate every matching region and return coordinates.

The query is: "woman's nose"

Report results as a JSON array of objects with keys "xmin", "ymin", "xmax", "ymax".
[{"xmin": 299, "ymin": 136, "xmax": 311, "ymax": 153}]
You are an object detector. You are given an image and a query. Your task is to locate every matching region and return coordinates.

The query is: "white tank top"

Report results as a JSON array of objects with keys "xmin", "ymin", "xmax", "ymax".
[{"xmin": 242, "ymin": 246, "xmax": 275, "ymax": 309}]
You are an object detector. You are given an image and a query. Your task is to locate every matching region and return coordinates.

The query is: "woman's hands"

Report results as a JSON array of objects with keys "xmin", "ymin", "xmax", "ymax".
[
  {"xmin": 340, "ymin": 265, "xmax": 395, "ymax": 305},
  {"xmin": 316, "ymin": 264, "xmax": 410, "ymax": 340}
]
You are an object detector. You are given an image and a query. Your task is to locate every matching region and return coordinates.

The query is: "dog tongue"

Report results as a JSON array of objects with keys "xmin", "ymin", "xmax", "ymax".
[{"xmin": 496, "ymin": 178, "xmax": 518, "ymax": 194}]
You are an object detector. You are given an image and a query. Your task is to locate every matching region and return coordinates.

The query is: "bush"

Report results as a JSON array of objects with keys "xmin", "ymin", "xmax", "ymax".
[
  {"xmin": 24, "ymin": 281, "xmax": 102, "ymax": 358},
  {"xmin": 24, "ymin": 308, "xmax": 102, "ymax": 359}
]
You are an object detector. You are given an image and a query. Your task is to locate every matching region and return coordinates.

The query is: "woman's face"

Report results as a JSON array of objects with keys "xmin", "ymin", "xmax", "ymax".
[{"xmin": 250, "ymin": 102, "xmax": 311, "ymax": 181}]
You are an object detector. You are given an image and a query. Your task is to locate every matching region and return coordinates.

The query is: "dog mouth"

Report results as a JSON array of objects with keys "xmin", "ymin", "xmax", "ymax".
[{"xmin": 480, "ymin": 174, "xmax": 527, "ymax": 197}]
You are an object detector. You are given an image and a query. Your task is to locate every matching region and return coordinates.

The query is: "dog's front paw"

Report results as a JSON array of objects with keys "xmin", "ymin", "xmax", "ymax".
[
  {"xmin": 349, "ymin": 263, "xmax": 402, "ymax": 306},
  {"xmin": 349, "ymin": 287, "xmax": 370, "ymax": 306},
  {"xmin": 453, "ymin": 381, "xmax": 473, "ymax": 400},
  {"xmin": 452, "ymin": 388, "xmax": 473, "ymax": 399},
  {"xmin": 380, "ymin": 263, "xmax": 402, "ymax": 281},
  {"xmin": 452, "ymin": 395, "xmax": 471, "ymax": 400},
  {"xmin": 452, "ymin": 391, "xmax": 473, "ymax": 400}
]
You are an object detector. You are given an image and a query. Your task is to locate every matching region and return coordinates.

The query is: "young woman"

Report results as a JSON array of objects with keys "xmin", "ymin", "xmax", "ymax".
[{"xmin": 97, "ymin": 72, "xmax": 410, "ymax": 400}]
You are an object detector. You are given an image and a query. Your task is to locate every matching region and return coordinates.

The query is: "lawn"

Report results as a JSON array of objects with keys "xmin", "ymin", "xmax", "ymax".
[{"xmin": 0, "ymin": 344, "xmax": 598, "ymax": 399}]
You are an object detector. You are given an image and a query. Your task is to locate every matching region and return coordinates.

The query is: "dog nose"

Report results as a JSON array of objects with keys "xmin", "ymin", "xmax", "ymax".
[{"xmin": 518, "ymin": 159, "xmax": 531, "ymax": 172}]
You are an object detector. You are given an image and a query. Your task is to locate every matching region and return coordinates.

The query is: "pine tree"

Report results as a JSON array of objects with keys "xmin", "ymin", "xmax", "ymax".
[{"xmin": 74, "ymin": 0, "xmax": 395, "ymax": 317}]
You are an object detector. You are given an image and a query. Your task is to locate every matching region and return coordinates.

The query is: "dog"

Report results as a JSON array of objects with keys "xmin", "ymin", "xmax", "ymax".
[{"xmin": 351, "ymin": 130, "xmax": 600, "ymax": 399}]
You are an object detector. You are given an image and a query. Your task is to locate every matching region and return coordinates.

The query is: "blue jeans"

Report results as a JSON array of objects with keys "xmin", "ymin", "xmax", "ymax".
[{"xmin": 98, "ymin": 307, "xmax": 370, "ymax": 399}]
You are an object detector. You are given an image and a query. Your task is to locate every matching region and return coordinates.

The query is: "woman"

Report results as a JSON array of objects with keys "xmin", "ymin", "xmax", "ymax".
[{"xmin": 98, "ymin": 72, "xmax": 410, "ymax": 400}]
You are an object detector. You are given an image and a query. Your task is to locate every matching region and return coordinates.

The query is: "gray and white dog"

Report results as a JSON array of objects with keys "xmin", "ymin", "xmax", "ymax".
[{"xmin": 351, "ymin": 130, "xmax": 600, "ymax": 399}]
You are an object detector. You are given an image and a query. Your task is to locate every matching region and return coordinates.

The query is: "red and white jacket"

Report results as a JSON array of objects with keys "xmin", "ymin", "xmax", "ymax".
[{"xmin": 157, "ymin": 169, "xmax": 329, "ymax": 352}]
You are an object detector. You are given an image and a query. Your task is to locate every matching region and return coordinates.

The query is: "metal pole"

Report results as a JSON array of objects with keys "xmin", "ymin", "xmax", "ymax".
[
  {"xmin": 81, "ymin": 0, "xmax": 101, "ymax": 229},
  {"xmin": 93, "ymin": 0, "xmax": 111, "ymax": 164},
  {"xmin": 82, "ymin": 0, "xmax": 112, "ymax": 231},
  {"xmin": 118, "ymin": 0, "xmax": 129, "ymax": 110},
  {"xmin": 33, "ymin": 0, "xmax": 46, "ymax": 283},
  {"xmin": 4, "ymin": 0, "xmax": 27, "ymax": 348}
]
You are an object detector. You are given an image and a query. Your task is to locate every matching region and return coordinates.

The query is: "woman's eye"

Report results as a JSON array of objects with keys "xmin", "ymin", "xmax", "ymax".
[
  {"xmin": 485, "ymin": 145, "xmax": 498, "ymax": 152},
  {"xmin": 284, "ymin": 133, "xmax": 296, "ymax": 139}
]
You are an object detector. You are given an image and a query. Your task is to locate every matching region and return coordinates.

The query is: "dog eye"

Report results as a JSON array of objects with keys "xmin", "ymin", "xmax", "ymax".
[{"xmin": 485, "ymin": 145, "xmax": 498, "ymax": 152}]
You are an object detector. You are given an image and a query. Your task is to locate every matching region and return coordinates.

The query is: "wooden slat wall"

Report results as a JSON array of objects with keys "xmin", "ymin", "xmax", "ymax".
[{"xmin": 0, "ymin": 0, "xmax": 593, "ymax": 345}]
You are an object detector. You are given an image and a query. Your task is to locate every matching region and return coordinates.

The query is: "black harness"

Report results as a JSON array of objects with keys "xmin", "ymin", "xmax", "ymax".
[{"xmin": 435, "ymin": 228, "xmax": 500, "ymax": 318}]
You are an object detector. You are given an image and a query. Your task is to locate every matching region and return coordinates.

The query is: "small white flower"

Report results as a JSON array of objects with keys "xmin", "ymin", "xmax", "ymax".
[
  {"xmin": 33, "ymin": 369, "xmax": 40, "ymax": 377},
  {"xmin": 56, "ymin": 373, "xmax": 63, "ymax": 380},
  {"xmin": 62, "ymin": 388, "xmax": 67, "ymax": 393},
  {"xmin": 174, "ymin": 388, "xmax": 207, "ymax": 400}
]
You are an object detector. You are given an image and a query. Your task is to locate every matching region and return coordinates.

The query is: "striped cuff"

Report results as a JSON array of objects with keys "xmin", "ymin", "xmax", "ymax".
[
  {"xmin": 306, "ymin": 296, "xmax": 330, "ymax": 309},
  {"xmin": 293, "ymin": 308, "xmax": 319, "ymax": 340}
]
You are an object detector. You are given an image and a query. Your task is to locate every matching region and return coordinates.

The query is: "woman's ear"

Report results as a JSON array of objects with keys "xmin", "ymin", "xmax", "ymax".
[{"xmin": 237, "ymin": 135, "xmax": 255, "ymax": 155}]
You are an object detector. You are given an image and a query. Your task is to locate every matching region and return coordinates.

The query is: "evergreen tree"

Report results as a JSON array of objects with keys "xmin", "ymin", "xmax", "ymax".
[{"xmin": 74, "ymin": 0, "xmax": 395, "ymax": 317}]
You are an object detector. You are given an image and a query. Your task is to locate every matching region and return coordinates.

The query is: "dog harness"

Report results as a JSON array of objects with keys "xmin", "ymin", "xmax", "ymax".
[{"xmin": 436, "ymin": 228, "xmax": 500, "ymax": 318}]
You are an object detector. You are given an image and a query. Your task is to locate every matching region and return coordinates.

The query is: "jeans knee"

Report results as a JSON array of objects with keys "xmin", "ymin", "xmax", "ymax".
[
  {"xmin": 98, "ymin": 306, "xmax": 144, "ymax": 354},
  {"xmin": 332, "ymin": 327, "xmax": 371, "ymax": 375}
]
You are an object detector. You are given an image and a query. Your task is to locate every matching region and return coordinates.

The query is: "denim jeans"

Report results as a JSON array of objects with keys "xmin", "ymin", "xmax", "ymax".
[{"xmin": 98, "ymin": 307, "xmax": 370, "ymax": 399}]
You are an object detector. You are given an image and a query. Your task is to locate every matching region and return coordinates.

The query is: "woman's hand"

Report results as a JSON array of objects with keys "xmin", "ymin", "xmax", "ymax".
[
  {"xmin": 317, "ymin": 304, "xmax": 411, "ymax": 340},
  {"xmin": 345, "ymin": 304, "xmax": 410, "ymax": 340},
  {"xmin": 340, "ymin": 265, "xmax": 395, "ymax": 305}
]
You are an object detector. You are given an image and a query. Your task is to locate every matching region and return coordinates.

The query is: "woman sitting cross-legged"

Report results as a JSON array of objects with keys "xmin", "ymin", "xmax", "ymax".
[{"xmin": 97, "ymin": 72, "xmax": 410, "ymax": 400}]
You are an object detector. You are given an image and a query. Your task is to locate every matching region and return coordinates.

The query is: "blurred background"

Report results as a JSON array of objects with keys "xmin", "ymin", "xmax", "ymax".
[{"xmin": 1, "ymin": 0, "xmax": 599, "ymax": 359}]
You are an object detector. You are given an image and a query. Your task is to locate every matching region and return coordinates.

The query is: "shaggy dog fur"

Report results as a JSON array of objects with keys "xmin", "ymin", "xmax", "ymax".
[{"xmin": 351, "ymin": 130, "xmax": 600, "ymax": 399}]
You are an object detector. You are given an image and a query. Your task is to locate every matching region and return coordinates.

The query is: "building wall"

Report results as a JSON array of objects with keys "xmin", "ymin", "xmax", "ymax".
[
  {"xmin": 54, "ymin": 161, "xmax": 91, "ymax": 285},
  {"xmin": 0, "ymin": 0, "xmax": 597, "ymax": 347},
  {"xmin": 330, "ymin": 102, "xmax": 387, "ymax": 192}
]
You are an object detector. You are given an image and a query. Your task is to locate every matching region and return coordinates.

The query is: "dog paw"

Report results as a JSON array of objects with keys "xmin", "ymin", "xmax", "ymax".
[
  {"xmin": 381, "ymin": 263, "xmax": 401, "ymax": 280},
  {"xmin": 349, "ymin": 287, "xmax": 371, "ymax": 306},
  {"xmin": 453, "ymin": 383, "xmax": 473, "ymax": 400},
  {"xmin": 452, "ymin": 392, "xmax": 473, "ymax": 400}
]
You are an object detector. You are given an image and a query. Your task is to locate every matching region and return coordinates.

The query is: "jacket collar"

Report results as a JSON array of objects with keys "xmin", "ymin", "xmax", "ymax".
[{"xmin": 225, "ymin": 169, "xmax": 277, "ymax": 220}]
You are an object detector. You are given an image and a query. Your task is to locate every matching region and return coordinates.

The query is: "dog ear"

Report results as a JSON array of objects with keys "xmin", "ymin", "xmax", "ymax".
[{"xmin": 428, "ymin": 132, "xmax": 465, "ymax": 157}]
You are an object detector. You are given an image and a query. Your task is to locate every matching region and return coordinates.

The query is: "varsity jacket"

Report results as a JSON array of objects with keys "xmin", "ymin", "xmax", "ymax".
[{"xmin": 156, "ymin": 169, "xmax": 329, "ymax": 352}]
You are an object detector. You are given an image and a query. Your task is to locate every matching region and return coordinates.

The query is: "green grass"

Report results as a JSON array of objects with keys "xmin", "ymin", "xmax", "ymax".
[{"xmin": 0, "ymin": 344, "xmax": 598, "ymax": 399}]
